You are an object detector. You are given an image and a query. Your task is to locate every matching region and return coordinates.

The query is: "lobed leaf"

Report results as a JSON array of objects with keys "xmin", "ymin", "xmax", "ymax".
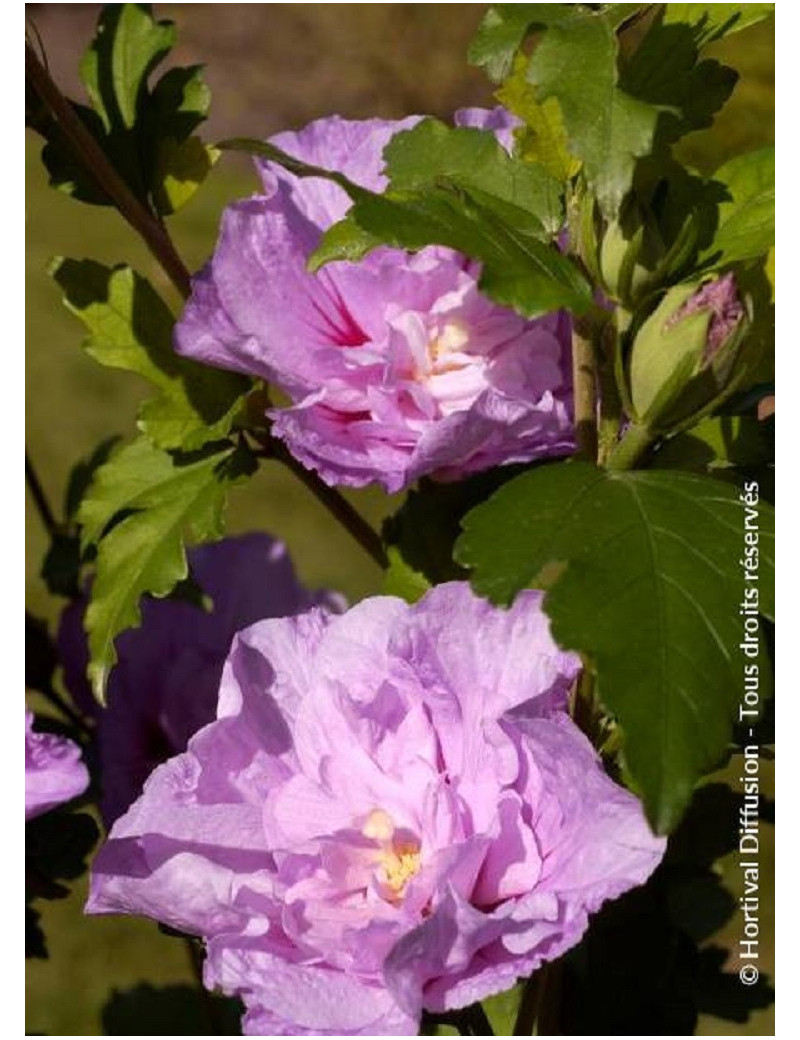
[
  {"xmin": 78, "ymin": 438, "xmax": 256, "ymax": 699},
  {"xmin": 383, "ymin": 118, "xmax": 564, "ymax": 235},
  {"xmin": 525, "ymin": 8, "xmax": 661, "ymax": 214},
  {"xmin": 51, "ymin": 259, "xmax": 249, "ymax": 451},
  {"xmin": 663, "ymin": 4, "xmax": 775, "ymax": 48},
  {"xmin": 456, "ymin": 461, "xmax": 775, "ymax": 832},
  {"xmin": 705, "ymin": 148, "xmax": 775, "ymax": 266},
  {"xmin": 227, "ymin": 131, "xmax": 591, "ymax": 318},
  {"xmin": 33, "ymin": 4, "xmax": 214, "ymax": 214}
]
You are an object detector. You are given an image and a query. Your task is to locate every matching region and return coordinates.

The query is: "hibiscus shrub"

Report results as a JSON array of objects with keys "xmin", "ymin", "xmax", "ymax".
[{"xmin": 26, "ymin": 3, "xmax": 774, "ymax": 1036}]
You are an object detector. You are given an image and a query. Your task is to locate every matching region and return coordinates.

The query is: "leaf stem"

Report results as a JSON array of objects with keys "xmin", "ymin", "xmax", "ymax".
[
  {"xmin": 25, "ymin": 44, "xmax": 192, "ymax": 300},
  {"xmin": 254, "ymin": 434, "xmax": 388, "ymax": 569},
  {"xmin": 25, "ymin": 451, "xmax": 56, "ymax": 537},
  {"xmin": 605, "ymin": 421, "xmax": 658, "ymax": 471}
]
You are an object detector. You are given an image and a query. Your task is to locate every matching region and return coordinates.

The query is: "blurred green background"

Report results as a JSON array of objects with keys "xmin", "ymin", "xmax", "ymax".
[{"xmin": 25, "ymin": 4, "xmax": 774, "ymax": 1035}]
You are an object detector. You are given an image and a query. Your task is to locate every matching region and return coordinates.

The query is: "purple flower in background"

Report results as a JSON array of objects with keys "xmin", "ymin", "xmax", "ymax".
[
  {"xmin": 25, "ymin": 710, "xmax": 89, "ymax": 820},
  {"xmin": 174, "ymin": 110, "xmax": 574, "ymax": 493},
  {"xmin": 88, "ymin": 583, "xmax": 664, "ymax": 1035},
  {"xmin": 59, "ymin": 533, "xmax": 343, "ymax": 825}
]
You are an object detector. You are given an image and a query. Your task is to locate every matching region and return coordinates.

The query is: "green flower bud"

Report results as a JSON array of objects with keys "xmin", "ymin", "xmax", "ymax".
[
  {"xmin": 600, "ymin": 213, "xmax": 699, "ymax": 308},
  {"xmin": 628, "ymin": 274, "xmax": 749, "ymax": 432}
]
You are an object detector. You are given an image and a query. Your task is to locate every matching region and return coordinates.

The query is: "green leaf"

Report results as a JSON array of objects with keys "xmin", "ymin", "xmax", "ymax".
[
  {"xmin": 383, "ymin": 118, "xmax": 563, "ymax": 235},
  {"xmin": 32, "ymin": 5, "xmax": 214, "ymax": 213},
  {"xmin": 468, "ymin": 4, "xmax": 544, "ymax": 82},
  {"xmin": 481, "ymin": 985, "xmax": 524, "ymax": 1035},
  {"xmin": 78, "ymin": 438, "xmax": 256, "ymax": 699},
  {"xmin": 652, "ymin": 415, "xmax": 772, "ymax": 472},
  {"xmin": 621, "ymin": 10, "xmax": 738, "ymax": 143},
  {"xmin": 307, "ymin": 215, "xmax": 385, "ymax": 269},
  {"xmin": 456, "ymin": 462, "xmax": 775, "ymax": 832},
  {"xmin": 467, "ymin": 4, "xmax": 627, "ymax": 83},
  {"xmin": 64, "ymin": 437, "xmax": 122, "ymax": 521},
  {"xmin": 707, "ymin": 148, "xmax": 774, "ymax": 266},
  {"xmin": 51, "ymin": 259, "xmax": 249, "ymax": 451},
  {"xmin": 151, "ymin": 137, "xmax": 219, "ymax": 214},
  {"xmin": 80, "ymin": 3, "xmax": 176, "ymax": 130},
  {"xmin": 495, "ymin": 55, "xmax": 581, "ymax": 181},
  {"xmin": 663, "ymin": 4, "xmax": 774, "ymax": 47},
  {"xmin": 381, "ymin": 546, "xmax": 432, "ymax": 604},
  {"xmin": 227, "ymin": 134, "xmax": 591, "ymax": 318},
  {"xmin": 316, "ymin": 185, "xmax": 593, "ymax": 318},
  {"xmin": 524, "ymin": 7, "xmax": 662, "ymax": 214}
]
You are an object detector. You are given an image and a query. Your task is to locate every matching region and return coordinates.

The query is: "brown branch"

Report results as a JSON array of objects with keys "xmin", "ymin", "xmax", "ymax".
[
  {"xmin": 27, "ymin": 42, "xmax": 389, "ymax": 571},
  {"xmin": 255, "ymin": 434, "xmax": 388, "ymax": 569},
  {"xmin": 25, "ymin": 451, "xmax": 56, "ymax": 537},
  {"xmin": 25, "ymin": 43, "xmax": 191, "ymax": 300}
]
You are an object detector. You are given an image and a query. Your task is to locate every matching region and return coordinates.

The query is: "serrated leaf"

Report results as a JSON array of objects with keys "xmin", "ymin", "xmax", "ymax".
[
  {"xmin": 384, "ymin": 118, "xmax": 564, "ymax": 235},
  {"xmin": 79, "ymin": 439, "xmax": 256, "ymax": 699},
  {"xmin": 663, "ymin": 4, "xmax": 774, "ymax": 47},
  {"xmin": 456, "ymin": 462, "xmax": 775, "ymax": 832},
  {"xmin": 524, "ymin": 7, "xmax": 662, "ymax": 213},
  {"xmin": 468, "ymin": 4, "xmax": 592, "ymax": 83},
  {"xmin": 148, "ymin": 65, "xmax": 211, "ymax": 139},
  {"xmin": 226, "ymin": 135, "xmax": 591, "ymax": 318},
  {"xmin": 496, "ymin": 55, "xmax": 581, "ymax": 181},
  {"xmin": 81, "ymin": 3, "xmax": 176, "ymax": 130},
  {"xmin": 706, "ymin": 148, "xmax": 774, "ymax": 266},
  {"xmin": 51, "ymin": 259, "xmax": 249, "ymax": 450},
  {"xmin": 31, "ymin": 5, "xmax": 214, "ymax": 212},
  {"xmin": 317, "ymin": 185, "xmax": 593, "ymax": 318},
  {"xmin": 621, "ymin": 10, "xmax": 738, "ymax": 142}
]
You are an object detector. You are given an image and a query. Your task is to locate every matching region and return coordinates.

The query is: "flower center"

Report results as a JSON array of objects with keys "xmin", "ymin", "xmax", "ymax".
[
  {"xmin": 362, "ymin": 808, "xmax": 422, "ymax": 902},
  {"xmin": 428, "ymin": 320, "xmax": 470, "ymax": 372}
]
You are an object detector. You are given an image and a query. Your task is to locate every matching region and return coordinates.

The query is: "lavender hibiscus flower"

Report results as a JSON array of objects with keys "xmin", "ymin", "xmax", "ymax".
[
  {"xmin": 174, "ymin": 110, "xmax": 574, "ymax": 492},
  {"xmin": 25, "ymin": 710, "xmax": 89, "ymax": 820},
  {"xmin": 59, "ymin": 533, "xmax": 343, "ymax": 825},
  {"xmin": 88, "ymin": 582, "xmax": 664, "ymax": 1035}
]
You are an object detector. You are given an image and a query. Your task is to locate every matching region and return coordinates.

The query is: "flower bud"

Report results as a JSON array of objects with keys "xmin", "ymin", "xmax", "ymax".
[{"xmin": 628, "ymin": 273, "xmax": 748, "ymax": 431}]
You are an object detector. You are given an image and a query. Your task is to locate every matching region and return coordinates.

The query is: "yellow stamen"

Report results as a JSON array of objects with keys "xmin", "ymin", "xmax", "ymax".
[
  {"xmin": 429, "ymin": 321, "xmax": 469, "ymax": 363},
  {"xmin": 361, "ymin": 809, "xmax": 422, "ymax": 900},
  {"xmin": 378, "ymin": 842, "xmax": 422, "ymax": 899}
]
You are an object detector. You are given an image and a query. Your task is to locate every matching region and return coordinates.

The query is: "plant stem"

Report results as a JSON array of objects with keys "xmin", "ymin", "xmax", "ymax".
[
  {"xmin": 605, "ymin": 421, "xmax": 658, "ymax": 471},
  {"xmin": 255, "ymin": 435, "xmax": 388, "ymax": 569},
  {"xmin": 25, "ymin": 451, "xmax": 56, "ymax": 537},
  {"xmin": 596, "ymin": 322, "xmax": 624, "ymax": 467},
  {"xmin": 571, "ymin": 318, "xmax": 598, "ymax": 462},
  {"xmin": 27, "ymin": 44, "xmax": 389, "ymax": 571},
  {"xmin": 25, "ymin": 44, "xmax": 192, "ymax": 300}
]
